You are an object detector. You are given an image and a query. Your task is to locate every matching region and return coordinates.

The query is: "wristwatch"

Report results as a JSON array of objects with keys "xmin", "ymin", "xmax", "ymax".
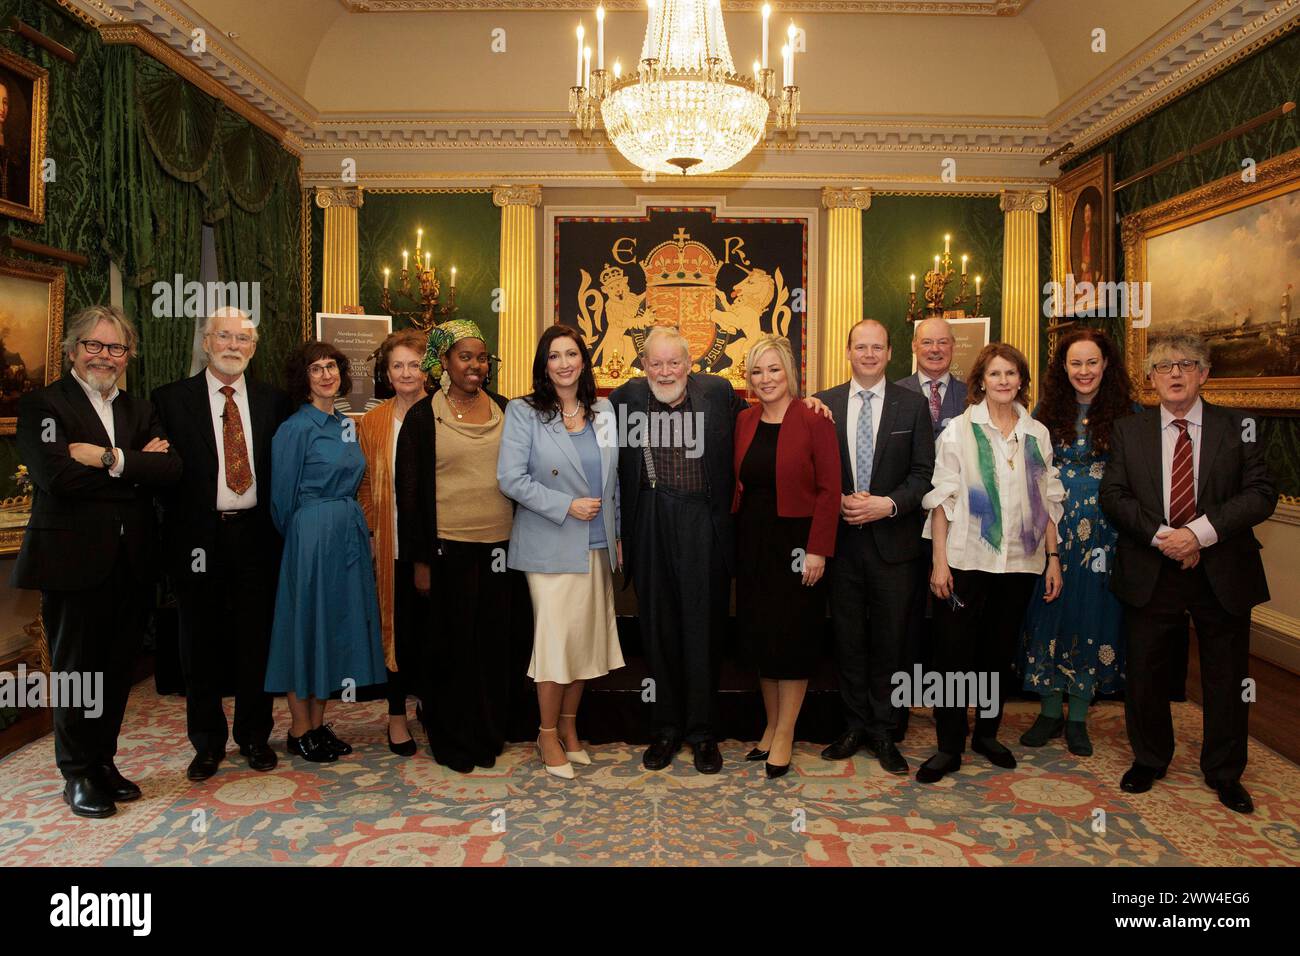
[{"xmin": 100, "ymin": 447, "xmax": 116, "ymax": 469}]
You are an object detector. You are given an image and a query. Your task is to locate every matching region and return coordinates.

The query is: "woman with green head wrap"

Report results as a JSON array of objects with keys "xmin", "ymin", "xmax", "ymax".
[{"xmin": 394, "ymin": 318, "xmax": 525, "ymax": 773}]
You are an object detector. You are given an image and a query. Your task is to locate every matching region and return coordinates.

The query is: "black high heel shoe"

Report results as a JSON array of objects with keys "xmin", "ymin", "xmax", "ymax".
[
  {"xmin": 287, "ymin": 728, "xmax": 337, "ymax": 763},
  {"xmin": 765, "ymin": 762, "xmax": 790, "ymax": 779},
  {"xmin": 387, "ymin": 727, "xmax": 418, "ymax": 757},
  {"xmin": 745, "ymin": 748, "xmax": 770, "ymax": 761}
]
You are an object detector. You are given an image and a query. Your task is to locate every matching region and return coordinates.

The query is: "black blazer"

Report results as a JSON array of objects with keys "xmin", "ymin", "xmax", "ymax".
[
  {"xmin": 607, "ymin": 373, "xmax": 748, "ymax": 582},
  {"xmin": 11, "ymin": 374, "xmax": 182, "ymax": 591},
  {"xmin": 814, "ymin": 380, "xmax": 936, "ymax": 564},
  {"xmin": 1099, "ymin": 401, "xmax": 1275, "ymax": 615},
  {"xmin": 151, "ymin": 370, "xmax": 295, "ymax": 583},
  {"xmin": 396, "ymin": 386, "xmax": 510, "ymax": 564}
]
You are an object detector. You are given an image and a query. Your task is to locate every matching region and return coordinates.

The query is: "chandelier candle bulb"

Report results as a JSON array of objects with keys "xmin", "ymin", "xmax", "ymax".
[
  {"xmin": 961, "ymin": 254, "xmax": 968, "ymax": 275},
  {"xmin": 944, "ymin": 233, "xmax": 951, "ymax": 254},
  {"xmin": 910, "ymin": 274, "xmax": 916, "ymax": 293},
  {"xmin": 613, "ymin": 59, "xmax": 622, "ymax": 79},
  {"xmin": 383, "ymin": 267, "xmax": 390, "ymax": 290},
  {"xmin": 451, "ymin": 266, "xmax": 456, "ymax": 287},
  {"xmin": 402, "ymin": 250, "xmax": 409, "ymax": 271},
  {"xmin": 934, "ymin": 254, "xmax": 940, "ymax": 271},
  {"xmin": 576, "ymin": 24, "xmax": 585, "ymax": 87},
  {"xmin": 762, "ymin": 4, "xmax": 770, "ymax": 69},
  {"xmin": 976, "ymin": 275, "xmax": 982, "ymax": 292},
  {"xmin": 787, "ymin": 22, "xmax": 796, "ymax": 85},
  {"xmin": 781, "ymin": 43, "xmax": 790, "ymax": 86},
  {"xmin": 425, "ymin": 251, "xmax": 431, "ymax": 271},
  {"xmin": 584, "ymin": 46, "xmax": 591, "ymax": 89},
  {"xmin": 597, "ymin": 6, "xmax": 605, "ymax": 70}
]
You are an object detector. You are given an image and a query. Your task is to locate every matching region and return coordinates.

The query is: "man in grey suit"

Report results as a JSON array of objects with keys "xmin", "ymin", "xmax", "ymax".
[
  {"xmin": 896, "ymin": 317, "xmax": 967, "ymax": 436},
  {"xmin": 816, "ymin": 320, "xmax": 934, "ymax": 773}
]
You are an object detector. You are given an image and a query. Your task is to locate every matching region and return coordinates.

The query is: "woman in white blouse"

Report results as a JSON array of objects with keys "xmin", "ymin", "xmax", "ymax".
[{"xmin": 917, "ymin": 343, "xmax": 1065, "ymax": 784}]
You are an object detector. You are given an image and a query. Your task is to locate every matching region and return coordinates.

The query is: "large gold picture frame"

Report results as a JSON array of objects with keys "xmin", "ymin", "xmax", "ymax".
[
  {"xmin": 1050, "ymin": 153, "xmax": 1114, "ymax": 321},
  {"xmin": 0, "ymin": 255, "xmax": 66, "ymax": 434},
  {"xmin": 1122, "ymin": 147, "xmax": 1300, "ymax": 411},
  {"xmin": 0, "ymin": 46, "xmax": 49, "ymax": 225}
]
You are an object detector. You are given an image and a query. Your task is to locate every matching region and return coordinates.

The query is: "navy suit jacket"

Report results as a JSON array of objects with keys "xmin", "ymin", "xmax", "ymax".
[{"xmin": 896, "ymin": 372, "xmax": 967, "ymax": 436}]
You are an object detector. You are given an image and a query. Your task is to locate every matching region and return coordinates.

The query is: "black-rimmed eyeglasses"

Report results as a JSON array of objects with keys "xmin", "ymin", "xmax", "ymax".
[{"xmin": 79, "ymin": 339, "xmax": 129, "ymax": 358}]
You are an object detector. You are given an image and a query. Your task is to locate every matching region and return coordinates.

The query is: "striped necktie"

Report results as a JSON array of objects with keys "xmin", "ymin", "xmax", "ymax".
[{"xmin": 1169, "ymin": 419, "xmax": 1195, "ymax": 527}]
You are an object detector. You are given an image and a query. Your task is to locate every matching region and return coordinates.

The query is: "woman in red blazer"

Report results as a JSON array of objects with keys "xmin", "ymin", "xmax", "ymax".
[{"xmin": 732, "ymin": 334, "xmax": 841, "ymax": 778}]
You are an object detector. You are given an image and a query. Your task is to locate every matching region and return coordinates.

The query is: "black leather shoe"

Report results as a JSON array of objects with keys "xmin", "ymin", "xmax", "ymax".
[
  {"xmin": 1213, "ymin": 780, "xmax": 1254, "ymax": 814},
  {"xmin": 916, "ymin": 752, "xmax": 961, "ymax": 784},
  {"xmin": 971, "ymin": 736, "xmax": 1017, "ymax": 769},
  {"xmin": 96, "ymin": 764, "xmax": 141, "ymax": 802},
  {"xmin": 288, "ymin": 729, "xmax": 338, "ymax": 763},
  {"xmin": 765, "ymin": 761, "xmax": 790, "ymax": 779},
  {"xmin": 820, "ymin": 729, "xmax": 866, "ymax": 761},
  {"xmin": 186, "ymin": 751, "xmax": 223, "ymax": 781},
  {"xmin": 692, "ymin": 739, "xmax": 723, "ymax": 774},
  {"xmin": 867, "ymin": 739, "xmax": 909, "ymax": 776},
  {"xmin": 1120, "ymin": 764, "xmax": 1166, "ymax": 794},
  {"xmin": 316, "ymin": 723, "xmax": 352, "ymax": 756},
  {"xmin": 1064, "ymin": 722, "xmax": 1093, "ymax": 757},
  {"xmin": 1019, "ymin": 715, "xmax": 1065, "ymax": 747},
  {"xmin": 745, "ymin": 748, "xmax": 770, "ymax": 761},
  {"xmin": 239, "ymin": 742, "xmax": 278, "ymax": 772},
  {"xmin": 63, "ymin": 775, "xmax": 115, "ymax": 818},
  {"xmin": 642, "ymin": 736, "xmax": 681, "ymax": 771},
  {"xmin": 387, "ymin": 728, "xmax": 418, "ymax": 757}
]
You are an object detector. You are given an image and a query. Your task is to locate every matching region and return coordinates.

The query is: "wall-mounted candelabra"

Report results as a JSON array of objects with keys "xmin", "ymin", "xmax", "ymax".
[
  {"xmin": 380, "ymin": 227, "xmax": 458, "ymax": 333},
  {"xmin": 906, "ymin": 233, "xmax": 982, "ymax": 321}
]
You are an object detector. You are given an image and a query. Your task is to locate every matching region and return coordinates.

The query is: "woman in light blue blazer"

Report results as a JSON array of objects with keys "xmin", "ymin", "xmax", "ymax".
[{"xmin": 498, "ymin": 326, "xmax": 625, "ymax": 779}]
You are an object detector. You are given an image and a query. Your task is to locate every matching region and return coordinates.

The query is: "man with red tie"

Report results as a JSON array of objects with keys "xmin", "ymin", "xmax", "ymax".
[
  {"xmin": 152, "ymin": 307, "xmax": 294, "ymax": 782},
  {"xmin": 1100, "ymin": 334, "xmax": 1274, "ymax": 814}
]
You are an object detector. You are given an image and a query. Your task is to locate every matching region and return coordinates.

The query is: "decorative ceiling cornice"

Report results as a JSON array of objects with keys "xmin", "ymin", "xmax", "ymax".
[
  {"xmin": 1045, "ymin": 0, "xmax": 1298, "ymax": 156},
  {"xmin": 339, "ymin": 0, "xmax": 1028, "ymax": 13}
]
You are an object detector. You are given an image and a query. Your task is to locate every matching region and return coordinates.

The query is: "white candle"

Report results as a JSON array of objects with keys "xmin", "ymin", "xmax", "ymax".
[
  {"xmin": 944, "ymin": 234, "xmax": 951, "ymax": 254},
  {"xmin": 576, "ymin": 24, "xmax": 584, "ymax": 86},
  {"xmin": 910, "ymin": 274, "xmax": 916, "ymax": 293},
  {"xmin": 781, "ymin": 44, "xmax": 790, "ymax": 86},
  {"xmin": 451, "ymin": 266, "xmax": 457, "ymax": 287},
  {"xmin": 383, "ymin": 267, "xmax": 390, "ymax": 290},
  {"xmin": 762, "ymin": 4, "xmax": 770, "ymax": 70},
  {"xmin": 752, "ymin": 60, "xmax": 760, "ymax": 82},
  {"xmin": 976, "ymin": 275, "xmax": 982, "ymax": 293},
  {"xmin": 961, "ymin": 254, "xmax": 968, "ymax": 275},
  {"xmin": 934, "ymin": 254, "xmax": 940, "ymax": 272},
  {"xmin": 402, "ymin": 250, "xmax": 409, "ymax": 271},
  {"xmin": 425, "ymin": 251, "xmax": 431, "ymax": 270},
  {"xmin": 584, "ymin": 46, "xmax": 591, "ymax": 89},
  {"xmin": 613, "ymin": 59, "xmax": 622, "ymax": 80},
  {"xmin": 787, "ymin": 23, "xmax": 796, "ymax": 86},
  {"xmin": 596, "ymin": 6, "xmax": 604, "ymax": 70}
]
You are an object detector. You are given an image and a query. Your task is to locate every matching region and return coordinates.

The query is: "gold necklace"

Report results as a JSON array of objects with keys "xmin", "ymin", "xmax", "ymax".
[{"xmin": 446, "ymin": 389, "xmax": 481, "ymax": 420}]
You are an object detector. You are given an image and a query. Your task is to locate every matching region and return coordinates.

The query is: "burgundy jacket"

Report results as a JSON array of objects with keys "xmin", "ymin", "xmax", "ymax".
[{"xmin": 731, "ymin": 398, "xmax": 841, "ymax": 557}]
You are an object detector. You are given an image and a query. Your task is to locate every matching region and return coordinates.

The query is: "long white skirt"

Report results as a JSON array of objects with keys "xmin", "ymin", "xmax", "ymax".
[{"xmin": 525, "ymin": 549, "xmax": 626, "ymax": 684}]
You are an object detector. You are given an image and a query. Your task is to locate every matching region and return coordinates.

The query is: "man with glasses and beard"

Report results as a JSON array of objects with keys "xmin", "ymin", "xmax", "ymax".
[
  {"xmin": 12, "ymin": 305, "xmax": 181, "ymax": 818},
  {"xmin": 151, "ymin": 306, "xmax": 294, "ymax": 781}
]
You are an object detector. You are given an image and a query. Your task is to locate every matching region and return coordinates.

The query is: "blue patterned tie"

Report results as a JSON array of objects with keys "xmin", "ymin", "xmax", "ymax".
[{"xmin": 856, "ymin": 390, "xmax": 874, "ymax": 493}]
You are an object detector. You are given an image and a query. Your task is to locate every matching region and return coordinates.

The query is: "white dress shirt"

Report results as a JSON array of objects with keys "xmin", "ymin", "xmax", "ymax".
[
  {"xmin": 70, "ymin": 368, "xmax": 125, "ymax": 477},
  {"xmin": 917, "ymin": 370, "xmax": 951, "ymax": 404},
  {"xmin": 1151, "ymin": 398, "xmax": 1218, "ymax": 549},
  {"xmin": 845, "ymin": 375, "xmax": 898, "ymax": 516},
  {"xmin": 922, "ymin": 399, "xmax": 1065, "ymax": 573},
  {"xmin": 207, "ymin": 368, "xmax": 258, "ymax": 511}
]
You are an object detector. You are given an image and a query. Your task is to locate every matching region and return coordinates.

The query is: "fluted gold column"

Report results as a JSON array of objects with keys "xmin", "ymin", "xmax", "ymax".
[
  {"xmin": 999, "ymin": 190, "xmax": 1049, "ymax": 406},
  {"xmin": 820, "ymin": 186, "xmax": 870, "ymax": 390},
  {"xmin": 494, "ymin": 185, "xmax": 542, "ymax": 399},
  {"xmin": 315, "ymin": 186, "xmax": 364, "ymax": 314}
]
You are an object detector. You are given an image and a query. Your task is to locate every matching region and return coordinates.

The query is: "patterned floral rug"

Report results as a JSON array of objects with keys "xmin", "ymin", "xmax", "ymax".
[{"xmin": 1, "ymin": 685, "xmax": 1297, "ymax": 866}]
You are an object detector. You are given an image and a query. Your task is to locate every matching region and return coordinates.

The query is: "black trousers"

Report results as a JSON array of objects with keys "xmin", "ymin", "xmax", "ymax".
[
  {"xmin": 631, "ymin": 488, "xmax": 728, "ymax": 744},
  {"xmin": 1123, "ymin": 561, "xmax": 1250, "ymax": 783},
  {"xmin": 422, "ymin": 539, "xmax": 514, "ymax": 768},
  {"xmin": 386, "ymin": 558, "xmax": 421, "ymax": 716},
  {"xmin": 42, "ymin": 541, "xmax": 149, "ymax": 779},
  {"xmin": 175, "ymin": 516, "xmax": 276, "ymax": 754},
  {"xmin": 931, "ymin": 568, "xmax": 1037, "ymax": 755},
  {"xmin": 830, "ymin": 526, "xmax": 917, "ymax": 741}
]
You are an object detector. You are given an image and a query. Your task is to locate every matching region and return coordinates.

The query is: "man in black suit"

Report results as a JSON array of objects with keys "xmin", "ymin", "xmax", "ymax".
[
  {"xmin": 152, "ymin": 307, "xmax": 294, "ymax": 781},
  {"xmin": 815, "ymin": 320, "xmax": 935, "ymax": 773},
  {"xmin": 609, "ymin": 327, "xmax": 747, "ymax": 774},
  {"xmin": 12, "ymin": 305, "xmax": 181, "ymax": 818},
  {"xmin": 1100, "ymin": 333, "xmax": 1274, "ymax": 814}
]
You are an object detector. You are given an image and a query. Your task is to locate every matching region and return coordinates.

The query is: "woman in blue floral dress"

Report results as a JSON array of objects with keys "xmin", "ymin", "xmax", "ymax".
[{"xmin": 1021, "ymin": 329, "xmax": 1134, "ymax": 757}]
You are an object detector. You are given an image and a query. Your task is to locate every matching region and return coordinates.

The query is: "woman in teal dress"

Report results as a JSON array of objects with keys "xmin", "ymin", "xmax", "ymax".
[
  {"xmin": 1021, "ymin": 329, "xmax": 1134, "ymax": 757},
  {"xmin": 265, "ymin": 341, "xmax": 385, "ymax": 762}
]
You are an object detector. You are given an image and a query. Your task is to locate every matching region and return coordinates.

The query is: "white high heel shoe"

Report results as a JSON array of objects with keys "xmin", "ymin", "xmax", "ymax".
[
  {"xmin": 559, "ymin": 713, "xmax": 592, "ymax": 765},
  {"xmin": 536, "ymin": 726, "xmax": 574, "ymax": 779}
]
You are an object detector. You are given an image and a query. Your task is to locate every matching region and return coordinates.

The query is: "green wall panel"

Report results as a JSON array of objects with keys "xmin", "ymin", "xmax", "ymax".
[
  {"xmin": 861, "ymin": 194, "xmax": 1004, "ymax": 383},
  {"xmin": 355, "ymin": 192, "xmax": 501, "ymax": 355}
]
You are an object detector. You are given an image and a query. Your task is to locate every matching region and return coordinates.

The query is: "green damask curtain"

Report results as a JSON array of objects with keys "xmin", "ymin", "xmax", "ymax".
[{"xmin": 100, "ymin": 45, "xmax": 302, "ymax": 396}]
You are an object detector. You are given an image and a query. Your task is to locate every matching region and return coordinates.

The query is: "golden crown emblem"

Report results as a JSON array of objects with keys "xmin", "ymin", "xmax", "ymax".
[
  {"xmin": 599, "ymin": 262, "xmax": 626, "ymax": 286},
  {"xmin": 640, "ymin": 229, "xmax": 720, "ymax": 290}
]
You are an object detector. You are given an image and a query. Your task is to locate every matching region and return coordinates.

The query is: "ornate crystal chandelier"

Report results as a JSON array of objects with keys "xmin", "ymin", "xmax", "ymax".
[{"xmin": 568, "ymin": 1, "xmax": 802, "ymax": 176}]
